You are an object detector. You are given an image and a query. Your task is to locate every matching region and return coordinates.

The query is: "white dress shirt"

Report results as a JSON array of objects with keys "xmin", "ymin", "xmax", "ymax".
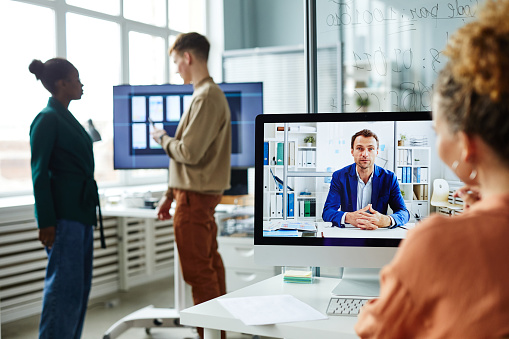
[{"xmin": 340, "ymin": 169, "xmax": 395, "ymax": 227}]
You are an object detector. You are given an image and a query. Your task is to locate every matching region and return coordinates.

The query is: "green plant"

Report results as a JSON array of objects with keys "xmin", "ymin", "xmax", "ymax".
[
  {"xmin": 356, "ymin": 96, "xmax": 370, "ymax": 107},
  {"xmin": 304, "ymin": 136, "xmax": 315, "ymax": 144},
  {"xmin": 399, "ymin": 134, "xmax": 407, "ymax": 142}
]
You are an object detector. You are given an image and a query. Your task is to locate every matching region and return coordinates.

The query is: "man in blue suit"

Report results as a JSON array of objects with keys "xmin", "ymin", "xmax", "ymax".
[{"xmin": 322, "ymin": 129, "xmax": 409, "ymax": 229}]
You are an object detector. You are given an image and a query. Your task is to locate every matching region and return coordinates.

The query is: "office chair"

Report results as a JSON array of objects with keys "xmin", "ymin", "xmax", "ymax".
[{"xmin": 430, "ymin": 179, "xmax": 463, "ymax": 213}]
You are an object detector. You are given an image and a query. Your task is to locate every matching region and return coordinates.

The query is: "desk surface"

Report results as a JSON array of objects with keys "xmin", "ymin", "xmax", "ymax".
[
  {"xmin": 180, "ymin": 275, "xmax": 358, "ymax": 339},
  {"xmin": 101, "ymin": 205, "xmax": 158, "ymax": 218},
  {"xmin": 317, "ymin": 221, "xmax": 414, "ymax": 239},
  {"xmin": 101, "ymin": 202, "xmax": 246, "ymax": 219}
]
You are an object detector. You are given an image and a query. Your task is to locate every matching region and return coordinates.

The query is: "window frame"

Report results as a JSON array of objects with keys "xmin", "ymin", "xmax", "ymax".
[{"xmin": 2, "ymin": 0, "xmax": 206, "ymax": 198}]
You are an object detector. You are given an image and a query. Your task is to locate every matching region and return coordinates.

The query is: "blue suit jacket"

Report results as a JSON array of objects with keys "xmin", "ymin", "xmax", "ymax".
[{"xmin": 322, "ymin": 164, "xmax": 409, "ymax": 228}]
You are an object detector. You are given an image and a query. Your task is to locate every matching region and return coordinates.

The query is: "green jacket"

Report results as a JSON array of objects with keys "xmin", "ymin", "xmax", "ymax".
[{"xmin": 30, "ymin": 97, "xmax": 98, "ymax": 229}]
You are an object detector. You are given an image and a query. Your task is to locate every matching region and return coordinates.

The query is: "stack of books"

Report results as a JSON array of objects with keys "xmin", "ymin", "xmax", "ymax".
[{"xmin": 283, "ymin": 269, "xmax": 314, "ymax": 284}]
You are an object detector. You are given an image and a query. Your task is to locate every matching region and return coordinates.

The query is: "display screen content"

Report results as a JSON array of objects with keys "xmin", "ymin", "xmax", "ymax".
[
  {"xmin": 114, "ymin": 82, "xmax": 263, "ymax": 169},
  {"xmin": 255, "ymin": 112, "xmax": 437, "ymax": 248}
]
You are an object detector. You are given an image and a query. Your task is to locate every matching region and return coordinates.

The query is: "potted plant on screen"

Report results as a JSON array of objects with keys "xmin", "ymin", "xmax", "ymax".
[
  {"xmin": 304, "ymin": 136, "xmax": 315, "ymax": 147},
  {"xmin": 398, "ymin": 134, "xmax": 407, "ymax": 146},
  {"xmin": 356, "ymin": 96, "xmax": 370, "ymax": 112}
]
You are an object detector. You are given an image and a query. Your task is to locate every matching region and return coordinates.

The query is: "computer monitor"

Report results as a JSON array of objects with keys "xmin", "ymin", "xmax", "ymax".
[
  {"xmin": 113, "ymin": 82, "xmax": 263, "ymax": 169},
  {"xmin": 255, "ymin": 112, "xmax": 435, "ymax": 296}
]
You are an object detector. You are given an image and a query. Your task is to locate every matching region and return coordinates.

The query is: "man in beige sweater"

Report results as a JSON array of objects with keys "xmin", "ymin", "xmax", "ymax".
[{"xmin": 151, "ymin": 32, "xmax": 231, "ymax": 339}]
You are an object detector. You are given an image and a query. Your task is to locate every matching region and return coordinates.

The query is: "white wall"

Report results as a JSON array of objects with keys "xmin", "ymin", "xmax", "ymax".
[
  {"xmin": 223, "ymin": 0, "xmax": 304, "ymax": 50},
  {"xmin": 316, "ymin": 121, "xmax": 395, "ymax": 172}
]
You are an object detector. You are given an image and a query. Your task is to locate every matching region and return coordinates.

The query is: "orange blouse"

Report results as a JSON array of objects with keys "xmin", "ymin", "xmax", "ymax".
[{"xmin": 355, "ymin": 194, "xmax": 509, "ymax": 338}]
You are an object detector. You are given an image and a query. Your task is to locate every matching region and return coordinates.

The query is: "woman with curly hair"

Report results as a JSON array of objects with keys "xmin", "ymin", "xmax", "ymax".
[{"xmin": 355, "ymin": 0, "xmax": 509, "ymax": 337}]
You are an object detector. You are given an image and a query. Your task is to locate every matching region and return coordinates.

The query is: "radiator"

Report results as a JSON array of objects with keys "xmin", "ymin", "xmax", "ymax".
[{"xmin": 0, "ymin": 205, "xmax": 174, "ymax": 324}]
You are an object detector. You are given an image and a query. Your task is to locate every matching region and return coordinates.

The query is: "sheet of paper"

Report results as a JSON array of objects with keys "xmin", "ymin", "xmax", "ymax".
[{"xmin": 217, "ymin": 294, "xmax": 328, "ymax": 326}]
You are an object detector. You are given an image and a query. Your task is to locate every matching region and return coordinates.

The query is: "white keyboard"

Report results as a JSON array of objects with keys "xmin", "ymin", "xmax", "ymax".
[{"xmin": 326, "ymin": 297, "xmax": 372, "ymax": 316}]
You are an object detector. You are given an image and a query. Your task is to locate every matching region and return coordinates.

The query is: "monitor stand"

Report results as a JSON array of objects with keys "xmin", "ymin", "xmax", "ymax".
[{"xmin": 331, "ymin": 267, "xmax": 381, "ymax": 297}]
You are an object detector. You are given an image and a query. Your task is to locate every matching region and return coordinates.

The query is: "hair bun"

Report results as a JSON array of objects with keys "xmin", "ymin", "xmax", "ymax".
[
  {"xmin": 444, "ymin": 0, "xmax": 509, "ymax": 101},
  {"xmin": 28, "ymin": 59, "xmax": 44, "ymax": 80}
]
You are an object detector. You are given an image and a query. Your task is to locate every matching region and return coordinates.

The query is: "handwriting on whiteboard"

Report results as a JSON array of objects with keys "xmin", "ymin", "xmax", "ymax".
[
  {"xmin": 326, "ymin": 1, "xmax": 477, "ymax": 27},
  {"xmin": 322, "ymin": 0, "xmax": 478, "ymax": 112}
]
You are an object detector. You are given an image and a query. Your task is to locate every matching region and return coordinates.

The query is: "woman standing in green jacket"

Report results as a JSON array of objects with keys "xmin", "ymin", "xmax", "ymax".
[{"xmin": 29, "ymin": 58, "xmax": 102, "ymax": 339}]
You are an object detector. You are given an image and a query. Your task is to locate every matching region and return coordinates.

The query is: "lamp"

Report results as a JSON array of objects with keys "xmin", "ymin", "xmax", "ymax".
[{"xmin": 87, "ymin": 119, "xmax": 102, "ymax": 142}]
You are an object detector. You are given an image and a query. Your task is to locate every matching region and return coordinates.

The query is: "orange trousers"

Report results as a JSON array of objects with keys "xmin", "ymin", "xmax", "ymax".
[{"xmin": 173, "ymin": 189, "xmax": 226, "ymax": 339}]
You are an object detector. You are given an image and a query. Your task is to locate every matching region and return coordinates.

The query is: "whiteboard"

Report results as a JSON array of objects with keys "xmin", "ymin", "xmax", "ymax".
[{"xmin": 316, "ymin": 0, "xmax": 479, "ymax": 113}]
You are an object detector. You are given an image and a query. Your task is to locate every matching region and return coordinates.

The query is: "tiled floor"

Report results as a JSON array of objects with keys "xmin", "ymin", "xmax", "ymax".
[{"xmin": 1, "ymin": 277, "xmax": 275, "ymax": 339}]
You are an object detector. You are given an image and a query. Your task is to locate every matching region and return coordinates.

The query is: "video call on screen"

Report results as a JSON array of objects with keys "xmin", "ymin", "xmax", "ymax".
[{"xmin": 262, "ymin": 119, "xmax": 436, "ymax": 237}]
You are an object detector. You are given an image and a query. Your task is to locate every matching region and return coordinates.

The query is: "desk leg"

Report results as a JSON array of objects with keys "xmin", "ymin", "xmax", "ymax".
[
  {"xmin": 117, "ymin": 217, "xmax": 129, "ymax": 291},
  {"xmin": 204, "ymin": 328, "xmax": 221, "ymax": 339}
]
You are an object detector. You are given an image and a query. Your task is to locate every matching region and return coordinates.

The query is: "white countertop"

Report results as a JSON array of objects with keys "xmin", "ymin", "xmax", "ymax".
[{"xmin": 180, "ymin": 275, "xmax": 358, "ymax": 339}]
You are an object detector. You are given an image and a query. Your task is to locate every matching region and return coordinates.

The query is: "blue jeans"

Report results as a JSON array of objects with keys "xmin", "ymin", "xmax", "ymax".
[{"xmin": 39, "ymin": 219, "xmax": 94, "ymax": 339}]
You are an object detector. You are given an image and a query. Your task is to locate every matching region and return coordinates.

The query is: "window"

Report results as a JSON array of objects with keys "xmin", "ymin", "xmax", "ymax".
[
  {"xmin": 66, "ymin": 13, "xmax": 121, "ymax": 184},
  {"xmin": 0, "ymin": 1, "xmax": 55, "ymax": 194},
  {"xmin": 124, "ymin": 0, "xmax": 166, "ymax": 27},
  {"xmin": 168, "ymin": 0, "xmax": 206, "ymax": 34},
  {"xmin": 66, "ymin": 0, "xmax": 119, "ymax": 16},
  {"xmin": 0, "ymin": 0, "xmax": 208, "ymax": 197},
  {"xmin": 168, "ymin": 34, "xmax": 182, "ymax": 84},
  {"xmin": 129, "ymin": 32, "xmax": 166, "ymax": 85},
  {"xmin": 127, "ymin": 32, "xmax": 168, "ymax": 183}
]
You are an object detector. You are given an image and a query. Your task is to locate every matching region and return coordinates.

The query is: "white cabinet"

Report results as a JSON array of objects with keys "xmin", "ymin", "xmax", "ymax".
[
  {"xmin": 217, "ymin": 237, "xmax": 278, "ymax": 293},
  {"xmin": 396, "ymin": 146, "xmax": 431, "ymax": 221}
]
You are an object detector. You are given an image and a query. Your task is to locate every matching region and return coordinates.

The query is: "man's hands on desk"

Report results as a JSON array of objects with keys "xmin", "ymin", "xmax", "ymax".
[{"xmin": 345, "ymin": 204, "xmax": 391, "ymax": 230}]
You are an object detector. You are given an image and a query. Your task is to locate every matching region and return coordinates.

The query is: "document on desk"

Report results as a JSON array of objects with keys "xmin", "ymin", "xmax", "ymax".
[{"xmin": 217, "ymin": 294, "xmax": 327, "ymax": 326}]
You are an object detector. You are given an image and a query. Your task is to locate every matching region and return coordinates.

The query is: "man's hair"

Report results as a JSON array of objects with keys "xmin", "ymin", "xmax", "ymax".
[
  {"xmin": 351, "ymin": 129, "xmax": 379, "ymax": 149},
  {"xmin": 169, "ymin": 32, "xmax": 210, "ymax": 61}
]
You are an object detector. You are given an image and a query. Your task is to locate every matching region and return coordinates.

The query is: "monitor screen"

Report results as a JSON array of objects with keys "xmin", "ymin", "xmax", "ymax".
[
  {"xmin": 113, "ymin": 82, "xmax": 263, "ymax": 169},
  {"xmin": 254, "ymin": 112, "xmax": 437, "ymax": 270}
]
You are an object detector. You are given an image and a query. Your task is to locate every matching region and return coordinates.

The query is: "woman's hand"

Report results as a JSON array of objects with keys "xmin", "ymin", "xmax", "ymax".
[
  {"xmin": 39, "ymin": 226, "xmax": 56, "ymax": 249},
  {"xmin": 453, "ymin": 185, "xmax": 481, "ymax": 210}
]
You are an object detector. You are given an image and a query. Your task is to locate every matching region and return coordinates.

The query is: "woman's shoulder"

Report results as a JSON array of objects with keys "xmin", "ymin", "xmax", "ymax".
[
  {"xmin": 389, "ymin": 214, "xmax": 461, "ymax": 284},
  {"xmin": 33, "ymin": 108, "xmax": 58, "ymax": 123},
  {"xmin": 407, "ymin": 213, "xmax": 470, "ymax": 240},
  {"xmin": 405, "ymin": 214, "xmax": 449, "ymax": 243},
  {"xmin": 30, "ymin": 107, "xmax": 59, "ymax": 133},
  {"xmin": 403, "ymin": 208, "xmax": 509, "ymax": 255}
]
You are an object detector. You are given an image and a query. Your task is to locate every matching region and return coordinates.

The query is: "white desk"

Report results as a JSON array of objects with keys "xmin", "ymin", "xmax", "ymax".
[
  {"xmin": 101, "ymin": 205, "xmax": 186, "ymax": 339},
  {"xmin": 101, "ymin": 203, "xmax": 245, "ymax": 339},
  {"xmin": 180, "ymin": 275, "xmax": 359, "ymax": 339},
  {"xmin": 316, "ymin": 221, "xmax": 414, "ymax": 239}
]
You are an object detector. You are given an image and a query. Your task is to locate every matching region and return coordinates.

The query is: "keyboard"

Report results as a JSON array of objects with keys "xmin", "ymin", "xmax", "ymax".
[{"xmin": 326, "ymin": 297, "xmax": 372, "ymax": 316}]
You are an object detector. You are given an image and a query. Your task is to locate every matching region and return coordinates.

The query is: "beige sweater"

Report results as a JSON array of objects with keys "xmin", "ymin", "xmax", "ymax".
[
  {"xmin": 161, "ymin": 77, "xmax": 231, "ymax": 197},
  {"xmin": 355, "ymin": 194, "xmax": 509, "ymax": 338}
]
